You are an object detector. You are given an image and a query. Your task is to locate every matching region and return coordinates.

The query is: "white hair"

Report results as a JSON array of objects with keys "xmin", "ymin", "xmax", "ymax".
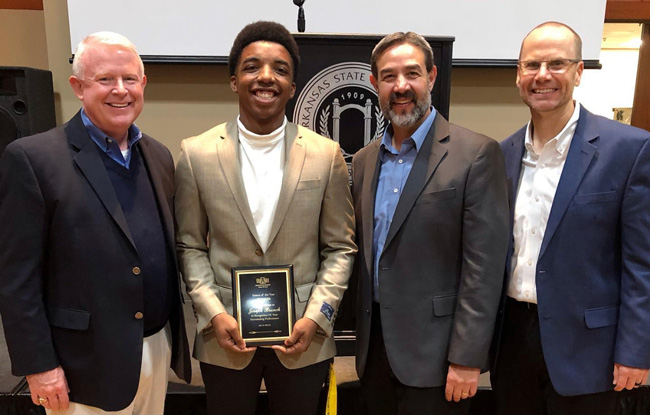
[{"xmin": 71, "ymin": 31, "xmax": 144, "ymax": 79}]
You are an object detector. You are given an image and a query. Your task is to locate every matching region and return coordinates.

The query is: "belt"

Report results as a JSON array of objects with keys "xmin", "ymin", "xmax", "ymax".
[{"xmin": 507, "ymin": 296, "xmax": 538, "ymax": 312}]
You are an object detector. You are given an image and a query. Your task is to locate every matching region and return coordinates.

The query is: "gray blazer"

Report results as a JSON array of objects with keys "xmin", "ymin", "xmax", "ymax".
[{"xmin": 352, "ymin": 114, "xmax": 509, "ymax": 387}]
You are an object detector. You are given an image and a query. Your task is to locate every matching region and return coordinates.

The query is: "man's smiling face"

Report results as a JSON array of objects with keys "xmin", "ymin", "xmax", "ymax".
[
  {"xmin": 69, "ymin": 42, "xmax": 146, "ymax": 142},
  {"xmin": 516, "ymin": 25, "xmax": 583, "ymax": 117},
  {"xmin": 230, "ymin": 41, "xmax": 296, "ymax": 135}
]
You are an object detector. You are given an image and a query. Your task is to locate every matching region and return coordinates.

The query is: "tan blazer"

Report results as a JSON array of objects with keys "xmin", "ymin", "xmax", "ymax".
[{"xmin": 175, "ymin": 121, "xmax": 356, "ymax": 370}]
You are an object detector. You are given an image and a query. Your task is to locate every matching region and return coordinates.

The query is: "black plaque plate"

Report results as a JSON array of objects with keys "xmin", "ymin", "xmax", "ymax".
[{"xmin": 231, "ymin": 265, "xmax": 295, "ymax": 345}]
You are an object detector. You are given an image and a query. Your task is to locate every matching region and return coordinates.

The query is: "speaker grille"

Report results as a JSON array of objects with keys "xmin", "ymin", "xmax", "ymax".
[{"xmin": 0, "ymin": 67, "xmax": 56, "ymax": 156}]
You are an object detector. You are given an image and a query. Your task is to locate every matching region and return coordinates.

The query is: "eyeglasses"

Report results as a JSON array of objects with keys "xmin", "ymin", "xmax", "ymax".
[{"xmin": 518, "ymin": 58, "xmax": 581, "ymax": 75}]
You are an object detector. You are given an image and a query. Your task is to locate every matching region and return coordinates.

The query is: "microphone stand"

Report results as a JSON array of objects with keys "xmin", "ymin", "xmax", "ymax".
[{"xmin": 294, "ymin": 0, "xmax": 306, "ymax": 32}]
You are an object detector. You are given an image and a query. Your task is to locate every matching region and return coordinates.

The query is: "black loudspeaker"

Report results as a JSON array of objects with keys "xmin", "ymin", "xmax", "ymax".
[{"xmin": 0, "ymin": 67, "xmax": 56, "ymax": 156}]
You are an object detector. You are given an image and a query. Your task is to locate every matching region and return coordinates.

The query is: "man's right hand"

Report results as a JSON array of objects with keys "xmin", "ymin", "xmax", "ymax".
[
  {"xmin": 211, "ymin": 313, "xmax": 256, "ymax": 353},
  {"xmin": 26, "ymin": 366, "xmax": 70, "ymax": 411}
]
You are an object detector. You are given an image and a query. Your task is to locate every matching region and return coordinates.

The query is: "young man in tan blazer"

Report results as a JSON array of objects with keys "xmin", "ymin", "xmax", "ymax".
[{"xmin": 175, "ymin": 21, "xmax": 356, "ymax": 415}]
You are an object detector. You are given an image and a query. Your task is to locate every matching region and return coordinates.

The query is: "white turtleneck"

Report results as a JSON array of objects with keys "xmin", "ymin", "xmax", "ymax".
[{"xmin": 237, "ymin": 116, "xmax": 286, "ymax": 252}]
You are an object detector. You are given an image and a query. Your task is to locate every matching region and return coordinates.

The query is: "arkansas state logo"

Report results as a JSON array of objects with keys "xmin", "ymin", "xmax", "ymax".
[{"xmin": 293, "ymin": 62, "xmax": 385, "ymax": 163}]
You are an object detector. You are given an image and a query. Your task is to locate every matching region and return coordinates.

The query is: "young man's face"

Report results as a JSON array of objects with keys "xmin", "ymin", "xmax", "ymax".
[{"xmin": 230, "ymin": 41, "xmax": 296, "ymax": 135}]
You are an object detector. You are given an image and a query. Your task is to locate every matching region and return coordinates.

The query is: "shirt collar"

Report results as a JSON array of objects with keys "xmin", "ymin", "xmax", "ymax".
[
  {"xmin": 80, "ymin": 109, "xmax": 142, "ymax": 152},
  {"xmin": 524, "ymin": 101, "xmax": 581, "ymax": 157},
  {"xmin": 381, "ymin": 107, "xmax": 437, "ymax": 155}
]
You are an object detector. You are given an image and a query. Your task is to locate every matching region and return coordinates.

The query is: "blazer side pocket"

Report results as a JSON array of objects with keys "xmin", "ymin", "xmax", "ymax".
[
  {"xmin": 432, "ymin": 293, "xmax": 458, "ymax": 317},
  {"xmin": 415, "ymin": 187, "xmax": 456, "ymax": 205},
  {"xmin": 574, "ymin": 191, "xmax": 617, "ymax": 204},
  {"xmin": 584, "ymin": 305, "xmax": 619, "ymax": 329},
  {"xmin": 47, "ymin": 306, "xmax": 91, "ymax": 331}
]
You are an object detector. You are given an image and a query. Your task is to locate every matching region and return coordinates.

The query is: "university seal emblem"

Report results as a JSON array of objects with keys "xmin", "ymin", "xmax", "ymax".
[{"xmin": 293, "ymin": 62, "xmax": 385, "ymax": 163}]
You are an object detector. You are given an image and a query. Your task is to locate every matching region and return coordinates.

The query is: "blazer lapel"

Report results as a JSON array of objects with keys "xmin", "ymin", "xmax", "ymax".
[
  {"xmin": 383, "ymin": 115, "xmax": 448, "ymax": 251},
  {"xmin": 267, "ymin": 123, "xmax": 305, "ymax": 248},
  {"xmin": 504, "ymin": 127, "xmax": 526, "ymax": 209},
  {"xmin": 67, "ymin": 113, "xmax": 136, "ymax": 250},
  {"xmin": 217, "ymin": 122, "xmax": 262, "ymax": 248},
  {"xmin": 361, "ymin": 140, "xmax": 381, "ymax": 277},
  {"xmin": 539, "ymin": 109, "xmax": 598, "ymax": 259},
  {"xmin": 502, "ymin": 126, "xmax": 526, "ymax": 278}
]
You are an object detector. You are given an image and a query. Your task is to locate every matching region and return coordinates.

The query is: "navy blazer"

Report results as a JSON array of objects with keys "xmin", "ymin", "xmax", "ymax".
[
  {"xmin": 0, "ymin": 112, "xmax": 191, "ymax": 410},
  {"xmin": 495, "ymin": 106, "xmax": 650, "ymax": 396}
]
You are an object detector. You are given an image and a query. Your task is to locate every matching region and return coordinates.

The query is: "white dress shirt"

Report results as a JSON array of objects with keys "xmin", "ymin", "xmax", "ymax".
[
  {"xmin": 237, "ymin": 116, "xmax": 286, "ymax": 252},
  {"xmin": 508, "ymin": 103, "xmax": 581, "ymax": 303}
]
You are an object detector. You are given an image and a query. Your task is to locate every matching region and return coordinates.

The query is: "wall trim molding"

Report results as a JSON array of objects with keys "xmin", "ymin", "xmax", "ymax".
[{"xmin": 0, "ymin": 0, "xmax": 43, "ymax": 10}]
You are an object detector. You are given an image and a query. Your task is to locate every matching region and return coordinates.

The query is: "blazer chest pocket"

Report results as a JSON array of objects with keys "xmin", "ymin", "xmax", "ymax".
[
  {"xmin": 584, "ymin": 305, "xmax": 618, "ymax": 329},
  {"xmin": 296, "ymin": 179, "xmax": 320, "ymax": 191},
  {"xmin": 432, "ymin": 293, "xmax": 457, "ymax": 317},
  {"xmin": 574, "ymin": 191, "xmax": 617, "ymax": 205},
  {"xmin": 416, "ymin": 187, "xmax": 456, "ymax": 205},
  {"xmin": 47, "ymin": 306, "xmax": 90, "ymax": 331}
]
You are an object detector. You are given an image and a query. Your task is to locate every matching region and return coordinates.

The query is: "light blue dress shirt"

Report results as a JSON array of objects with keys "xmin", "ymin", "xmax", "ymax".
[
  {"xmin": 372, "ymin": 108, "xmax": 436, "ymax": 302},
  {"xmin": 81, "ymin": 109, "xmax": 142, "ymax": 169}
]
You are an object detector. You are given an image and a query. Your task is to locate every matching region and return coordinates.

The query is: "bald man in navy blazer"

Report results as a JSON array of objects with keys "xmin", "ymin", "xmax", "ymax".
[{"xmin": 490, "ymin": 22, "xmax": 650, "ymax": 415}]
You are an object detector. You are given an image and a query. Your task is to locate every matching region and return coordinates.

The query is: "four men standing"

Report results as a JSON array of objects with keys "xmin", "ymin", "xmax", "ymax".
[{"xmin": 0, "ymin": 18, "xmax": 649, "ymax": 415}]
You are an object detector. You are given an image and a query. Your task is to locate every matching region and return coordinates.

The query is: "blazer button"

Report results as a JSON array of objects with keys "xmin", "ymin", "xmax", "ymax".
[
  {"xmin": 255, "ymin": 249, "xmax": 263, "ymax": 256},
  {"xmin": 132, "ymin": 266, "xmax": 141, "ymax": 275},
  {"xmin": 135, "ymin": 312, "xmax": 144, "ymax": 320}
]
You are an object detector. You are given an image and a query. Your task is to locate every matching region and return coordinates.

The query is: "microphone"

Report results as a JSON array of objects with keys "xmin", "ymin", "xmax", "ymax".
[{"xmin": 294, "ymin": 0, "xmax": 306, "ymax": 32}]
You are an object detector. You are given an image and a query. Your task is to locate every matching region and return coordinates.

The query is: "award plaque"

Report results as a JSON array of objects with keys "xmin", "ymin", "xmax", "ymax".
[{"xmin": 231, "ymin": 265, "xmax": 295, "ymax": 345}]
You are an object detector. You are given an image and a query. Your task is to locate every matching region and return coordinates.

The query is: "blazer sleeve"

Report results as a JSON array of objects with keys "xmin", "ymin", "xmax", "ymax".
[
  {"xmin": 0, "ymin": 143, "xmax": 60, "ymax": 376},
  {"xmin": 302, "ymin": 141, "xmax": 357, "ymax": 336},
  {"xmin": 447, "ymin": 137, "xmax": 510, "ymax": 369},
  {"xmin": 175, "ymin": 138, "xmax": 226, "ymax": 332},
  {"xmin": 616, "ymin": 135, "xmax": 650, "ymax": 369}
]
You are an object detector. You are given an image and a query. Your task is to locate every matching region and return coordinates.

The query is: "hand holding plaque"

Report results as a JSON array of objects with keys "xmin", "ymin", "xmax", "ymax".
[
  {"xmin": 272, "ymin": 317, "xmax": 318, "ymax": 354},
  {"xmin": 210, "ymin": 313, "xmax": 257, "ymax": 352},
  {"xmin": 231, "ymin": 265, "xmax": 296, "ymax": 346}
]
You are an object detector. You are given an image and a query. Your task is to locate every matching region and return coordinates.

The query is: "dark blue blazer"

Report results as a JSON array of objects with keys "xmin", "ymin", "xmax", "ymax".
[
  {"xmin": 0, "ymin": 112, "xmax": 191, "ymax": 410},
  {"xmin": 496, "ymin": 106, "xmax": 650, "ymax": 396}
]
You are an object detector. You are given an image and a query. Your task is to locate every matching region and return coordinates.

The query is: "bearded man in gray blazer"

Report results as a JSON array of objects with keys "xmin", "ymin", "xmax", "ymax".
[
  {"xmin": 175, "ymin": 21, "xmax": 356, "ymax": 415},
  {"xmin": 352, "ymin": 31, "xmax": 509, "ymax": 415}
]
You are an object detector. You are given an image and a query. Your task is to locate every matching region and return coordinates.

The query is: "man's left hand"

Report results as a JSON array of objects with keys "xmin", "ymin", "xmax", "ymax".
[
  {"xmin": 272, "ymin": 318, "xmax": 318, "ymax": 355},
  {"xmin": 613, "ymin": 364, "xmax": 649, "ymax": 391},
  {"xmin": 445, "ymin": 363, "xmax": 480, "ymax": 402}
]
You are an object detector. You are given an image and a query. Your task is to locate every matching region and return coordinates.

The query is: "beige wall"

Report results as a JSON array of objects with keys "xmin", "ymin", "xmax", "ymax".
[
  {"xmin": 450, "ymin": 67, "xmax": 529, "ymax": 141},
  {"xmin": 6, "ymin": 0, "xmax": 529, "ymax": 160},
  {"xmin": 0, "ymin": 9, "xmax": 48, "ymax": 69}
]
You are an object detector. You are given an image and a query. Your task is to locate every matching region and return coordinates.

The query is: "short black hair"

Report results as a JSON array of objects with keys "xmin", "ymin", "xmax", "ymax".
[{"xmin": 228, "ymin": 21, "xmax": 300, "ymax": 80}]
